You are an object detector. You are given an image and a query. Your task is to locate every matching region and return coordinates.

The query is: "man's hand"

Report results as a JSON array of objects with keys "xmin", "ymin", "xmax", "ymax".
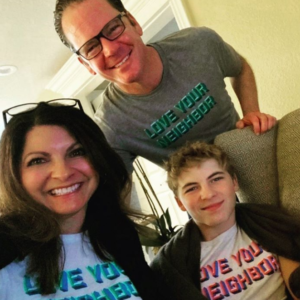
[
  {"xmin": 236, "ymin": 111, "xmax": 277, "ymax": 135},
  {"xmin": 231, "ymin": 57, "xmax": 276, "ymax": 135}
]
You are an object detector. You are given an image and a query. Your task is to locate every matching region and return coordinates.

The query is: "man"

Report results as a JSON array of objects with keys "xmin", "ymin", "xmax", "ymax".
[
  {"xmin": 54, "ymin": 0, "xmax": 276, "ymax": 173},
  {"xmin": 150, "ymin": 141, "xmax": 300, "ymax": 299}
]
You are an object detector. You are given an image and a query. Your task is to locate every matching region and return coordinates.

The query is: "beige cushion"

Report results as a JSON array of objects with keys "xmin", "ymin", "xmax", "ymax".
[
  {"xmin": 277, "ymin": 108, "xmax": 300, "ymax": 216},
  {"xmin": 214, "ymin": 126, "xmax": 279, "ymax": 205}
]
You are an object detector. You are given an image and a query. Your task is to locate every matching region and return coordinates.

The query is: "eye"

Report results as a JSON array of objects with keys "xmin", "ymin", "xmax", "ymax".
[
  {"xmin": 87, "ymin": 42, "xmax": 99, "ymax": 53},
  {"xmin": 104, "ymin": 18, "xmax": 124, "ymax": 38},
  {"xmin": 211, "ymin": 176, "xmax": 224, "ymax": 183},
  {"xmin": 27, "ymin": 157, "xmax": 46, "ymax": 167},
  {"xmin": 185, "ymin": 186, "xmax": 198, "ymax": 194},
  {"xmin": 82, "ymin": 40, "xmax": 100, "ymax": 57},
  {"xmin": 106, "ymin": 23, "xmax": 122, "ymax": 36},
  {"xmin": 69, "ymin": 147, "xmax": 86, "ymax": 158}
]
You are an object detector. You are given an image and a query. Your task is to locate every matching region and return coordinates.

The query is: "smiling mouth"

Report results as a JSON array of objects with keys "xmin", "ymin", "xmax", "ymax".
[
  {"xmin": 114, "ymin": 52, "xmax": 130, "ymax": 68},
  {"xmin": 50, "ymin": 183, "xmax": 81, "ymax": 196},
  {"xmin": 202, "ymin": 201, "xmax": 224, "ymax": 211}
]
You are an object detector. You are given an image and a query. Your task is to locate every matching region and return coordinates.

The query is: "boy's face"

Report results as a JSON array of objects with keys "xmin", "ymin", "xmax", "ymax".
[{"xmin": 175, "ymin": 159, "xmax": 238, "ymax": 241}]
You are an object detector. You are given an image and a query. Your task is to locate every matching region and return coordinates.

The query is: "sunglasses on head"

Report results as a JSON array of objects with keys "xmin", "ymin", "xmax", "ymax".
[{"xmin": 2, "ymin": 98, "xmax": 84, "ymax": 127}]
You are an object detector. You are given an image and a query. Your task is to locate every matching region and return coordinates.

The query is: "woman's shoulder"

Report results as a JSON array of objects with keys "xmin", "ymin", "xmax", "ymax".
[{"xmin": 0, "ymin": 233, "xmax": 20, "ymax": 269}]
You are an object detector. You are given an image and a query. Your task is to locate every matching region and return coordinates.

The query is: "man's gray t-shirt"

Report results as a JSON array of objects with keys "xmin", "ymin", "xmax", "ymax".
[{"xmin": 94, "ymin": 27, "xmax": 242, "ymax": 173}]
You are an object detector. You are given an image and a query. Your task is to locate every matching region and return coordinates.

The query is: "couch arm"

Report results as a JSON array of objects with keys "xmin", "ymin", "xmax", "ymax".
[
  {"xmin": 277, "ymin": 108, "xmax": 300, "ymax": 216},
  {"xmin": 214, "ymin": 125, "xmax": 279, "ymax": 205}
]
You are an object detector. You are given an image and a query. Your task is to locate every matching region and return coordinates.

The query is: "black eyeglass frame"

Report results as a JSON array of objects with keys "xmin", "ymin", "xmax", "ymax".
[
  {"xmin": 2, "ymin": 98, "xmax": 84, "ymax": 127},
  {"xmin": 74, "ymin": 11, "xmax": 127, "ymax": 60}
]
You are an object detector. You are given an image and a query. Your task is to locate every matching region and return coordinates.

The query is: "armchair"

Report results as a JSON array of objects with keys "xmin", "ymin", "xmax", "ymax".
[{"xmin": 214, "ymin": 108, "xmax": 300, "ymax": 216}]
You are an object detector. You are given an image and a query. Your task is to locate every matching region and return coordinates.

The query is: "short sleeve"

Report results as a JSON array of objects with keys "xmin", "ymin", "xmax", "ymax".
[{"xmin": 202, "ymin": 27, "xmax": 243, "ymax": 77}]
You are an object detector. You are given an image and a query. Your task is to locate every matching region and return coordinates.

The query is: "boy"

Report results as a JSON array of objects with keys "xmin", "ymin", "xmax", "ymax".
[{"xmin": 151, "ymin": 141, "xmax": 300, "ymax": 299}]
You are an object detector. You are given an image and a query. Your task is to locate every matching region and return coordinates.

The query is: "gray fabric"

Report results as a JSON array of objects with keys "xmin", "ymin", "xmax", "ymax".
[
  {"xmin": 150, "ymin": 204, "xmax": 300, "ymax": 300},
  {"xmin": 214, "ymin": 126, "xmax": 279, "ymax": 205},
  {"xmin": 277, "ymin": 108, "xmax": 300, "ymax": 216},
  {"xmin": 94, "ymin": 27, "xmax": 242, "ymax": 173},
  {"xmin": 214, "ymin": 108, "xmax": 300, "ymax": 215}
]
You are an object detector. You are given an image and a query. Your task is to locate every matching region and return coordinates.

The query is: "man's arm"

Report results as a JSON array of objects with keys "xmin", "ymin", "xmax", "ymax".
[{"xmin": 231, "ymin": 56, "xmax": 277, "ymax": 135}]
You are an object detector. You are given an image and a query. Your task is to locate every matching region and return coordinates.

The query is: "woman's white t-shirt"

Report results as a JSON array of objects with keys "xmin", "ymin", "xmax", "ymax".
[{"xmin": 0, "ymin": 233, "xmax": 143, "ymax": 300}]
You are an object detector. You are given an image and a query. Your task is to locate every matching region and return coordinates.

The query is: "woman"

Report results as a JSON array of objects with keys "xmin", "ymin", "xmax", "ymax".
[{"xmin": 0, "ymin": 100, "xmax": 171, "ymax": 299}]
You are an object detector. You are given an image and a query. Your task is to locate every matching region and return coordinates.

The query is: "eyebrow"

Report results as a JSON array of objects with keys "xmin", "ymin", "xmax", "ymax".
[
  {"xmin": 22, "ymin": 151, "xmax": 49, "ymax": 161},
  {"xmin": 207, "ymin": 171, "xmax": 225, "ymax": 179},
  {"xmin": 68, "ymin": 142, "xmax": 81, "ymax": 151},
  {"xmin": 181, "ymin": 171, "xmax": 225, "ymax": 190},
  {"xmin": 22, "ymin": 141, "xmax": 81, "ymax": 161}
]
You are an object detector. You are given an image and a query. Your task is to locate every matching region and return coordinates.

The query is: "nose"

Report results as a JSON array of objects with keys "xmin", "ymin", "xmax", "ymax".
[
  {"xmin": 100, "ymin": 37, "xmax": 119, "ymax": 57},
  {"xmin": 51, "ymin": 159, "xmax": 73, "ymax": 181},
  {"xmin": 200, "ymin": 184, "xmax": 215, "ymax": 200}
]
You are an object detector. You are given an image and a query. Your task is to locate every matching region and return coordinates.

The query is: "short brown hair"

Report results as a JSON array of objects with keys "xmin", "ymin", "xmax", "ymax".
[
  {"xmin": 54, "ymin": 0, "xmax": 125, "ymax": 51},
  {"xmin": 165, "ymin": 141, "xmax": 236, "ymax": 196}
]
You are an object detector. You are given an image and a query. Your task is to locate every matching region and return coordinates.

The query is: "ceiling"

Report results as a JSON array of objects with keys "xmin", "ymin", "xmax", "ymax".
[{"xmin": 0, "ymin": 0, "xmax": 72, "ymax": 132}]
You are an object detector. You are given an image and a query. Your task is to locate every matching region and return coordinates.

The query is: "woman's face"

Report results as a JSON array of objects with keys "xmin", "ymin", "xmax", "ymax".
[{"xmin": 20, "ymin": 125, "xmax": 99, "ymax": 233}]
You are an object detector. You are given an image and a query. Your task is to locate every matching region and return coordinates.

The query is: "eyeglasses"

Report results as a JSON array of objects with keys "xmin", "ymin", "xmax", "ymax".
[
  {"xmin": 2, "ymin": 98, "xmax": 83, "ymax": 127},
  {"xmin": 75, "ymin": 12, "xmax": 127, "ymax": 60}
]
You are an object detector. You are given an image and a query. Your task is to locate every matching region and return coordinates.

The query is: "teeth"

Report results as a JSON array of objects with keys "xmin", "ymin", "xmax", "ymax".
[
  {"xmin": 50, "ymin": 183, "xmax": 80, "ymax": 196},
  {"xmin": 115, "ymin": 54, "xmax": 129, "ymax": 68}
]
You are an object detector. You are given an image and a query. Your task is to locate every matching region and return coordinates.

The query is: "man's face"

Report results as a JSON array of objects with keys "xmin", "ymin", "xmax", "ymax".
[
  {"xmin": 175, "ymin": 159, "xmax": 238, "ymax": 241},
  {"xmin": 62, "ymin": 0, "xmax": 147, "ymax": 89}
]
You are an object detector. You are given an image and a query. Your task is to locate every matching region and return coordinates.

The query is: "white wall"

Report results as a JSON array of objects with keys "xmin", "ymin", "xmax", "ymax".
[{"xmin": 182, "ymin": 0, "xmax": 300, "ymax": 118}]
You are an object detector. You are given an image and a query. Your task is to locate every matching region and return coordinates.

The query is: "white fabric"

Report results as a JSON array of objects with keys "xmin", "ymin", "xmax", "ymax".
[
  {"xmin": 200, "ymin": 224, "xmax": 286, "ymax": 300},
  {"xmin": 0, "ymin": 233, "xmax": 143, "ymax": 300}
]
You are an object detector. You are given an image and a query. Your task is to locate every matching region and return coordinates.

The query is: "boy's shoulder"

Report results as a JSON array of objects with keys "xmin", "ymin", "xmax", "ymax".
[{"xmin": 151, "ymin": 219, "xmax": 200, "ymax": 267}]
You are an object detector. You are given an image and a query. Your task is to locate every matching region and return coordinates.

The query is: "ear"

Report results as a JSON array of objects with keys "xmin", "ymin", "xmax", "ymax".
[
  {"xmin": 78, "ymin": 57, "xmax": 97, "ymax": 75},
  {"xmin": 126, "ymin": 12, "xmax": 143, "ymax": 36},
  {"xmin": 175, "ymin": 197, "xmax": 187, "ymax": 212},
  {"xmin": 233, "ymin": 175, "xmax": 239, "ymax": 192}
]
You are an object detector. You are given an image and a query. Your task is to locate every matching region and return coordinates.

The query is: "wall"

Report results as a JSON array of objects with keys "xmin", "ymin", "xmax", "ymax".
[{"xmin": 182, "ymin": 0, "xmax": 300, "ymax": 118}]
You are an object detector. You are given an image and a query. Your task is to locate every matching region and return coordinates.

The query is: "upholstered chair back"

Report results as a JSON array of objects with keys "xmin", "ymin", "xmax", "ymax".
[{"xmin": 214, "ymin": 109, "xmax": 300, "ymax": 216}]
